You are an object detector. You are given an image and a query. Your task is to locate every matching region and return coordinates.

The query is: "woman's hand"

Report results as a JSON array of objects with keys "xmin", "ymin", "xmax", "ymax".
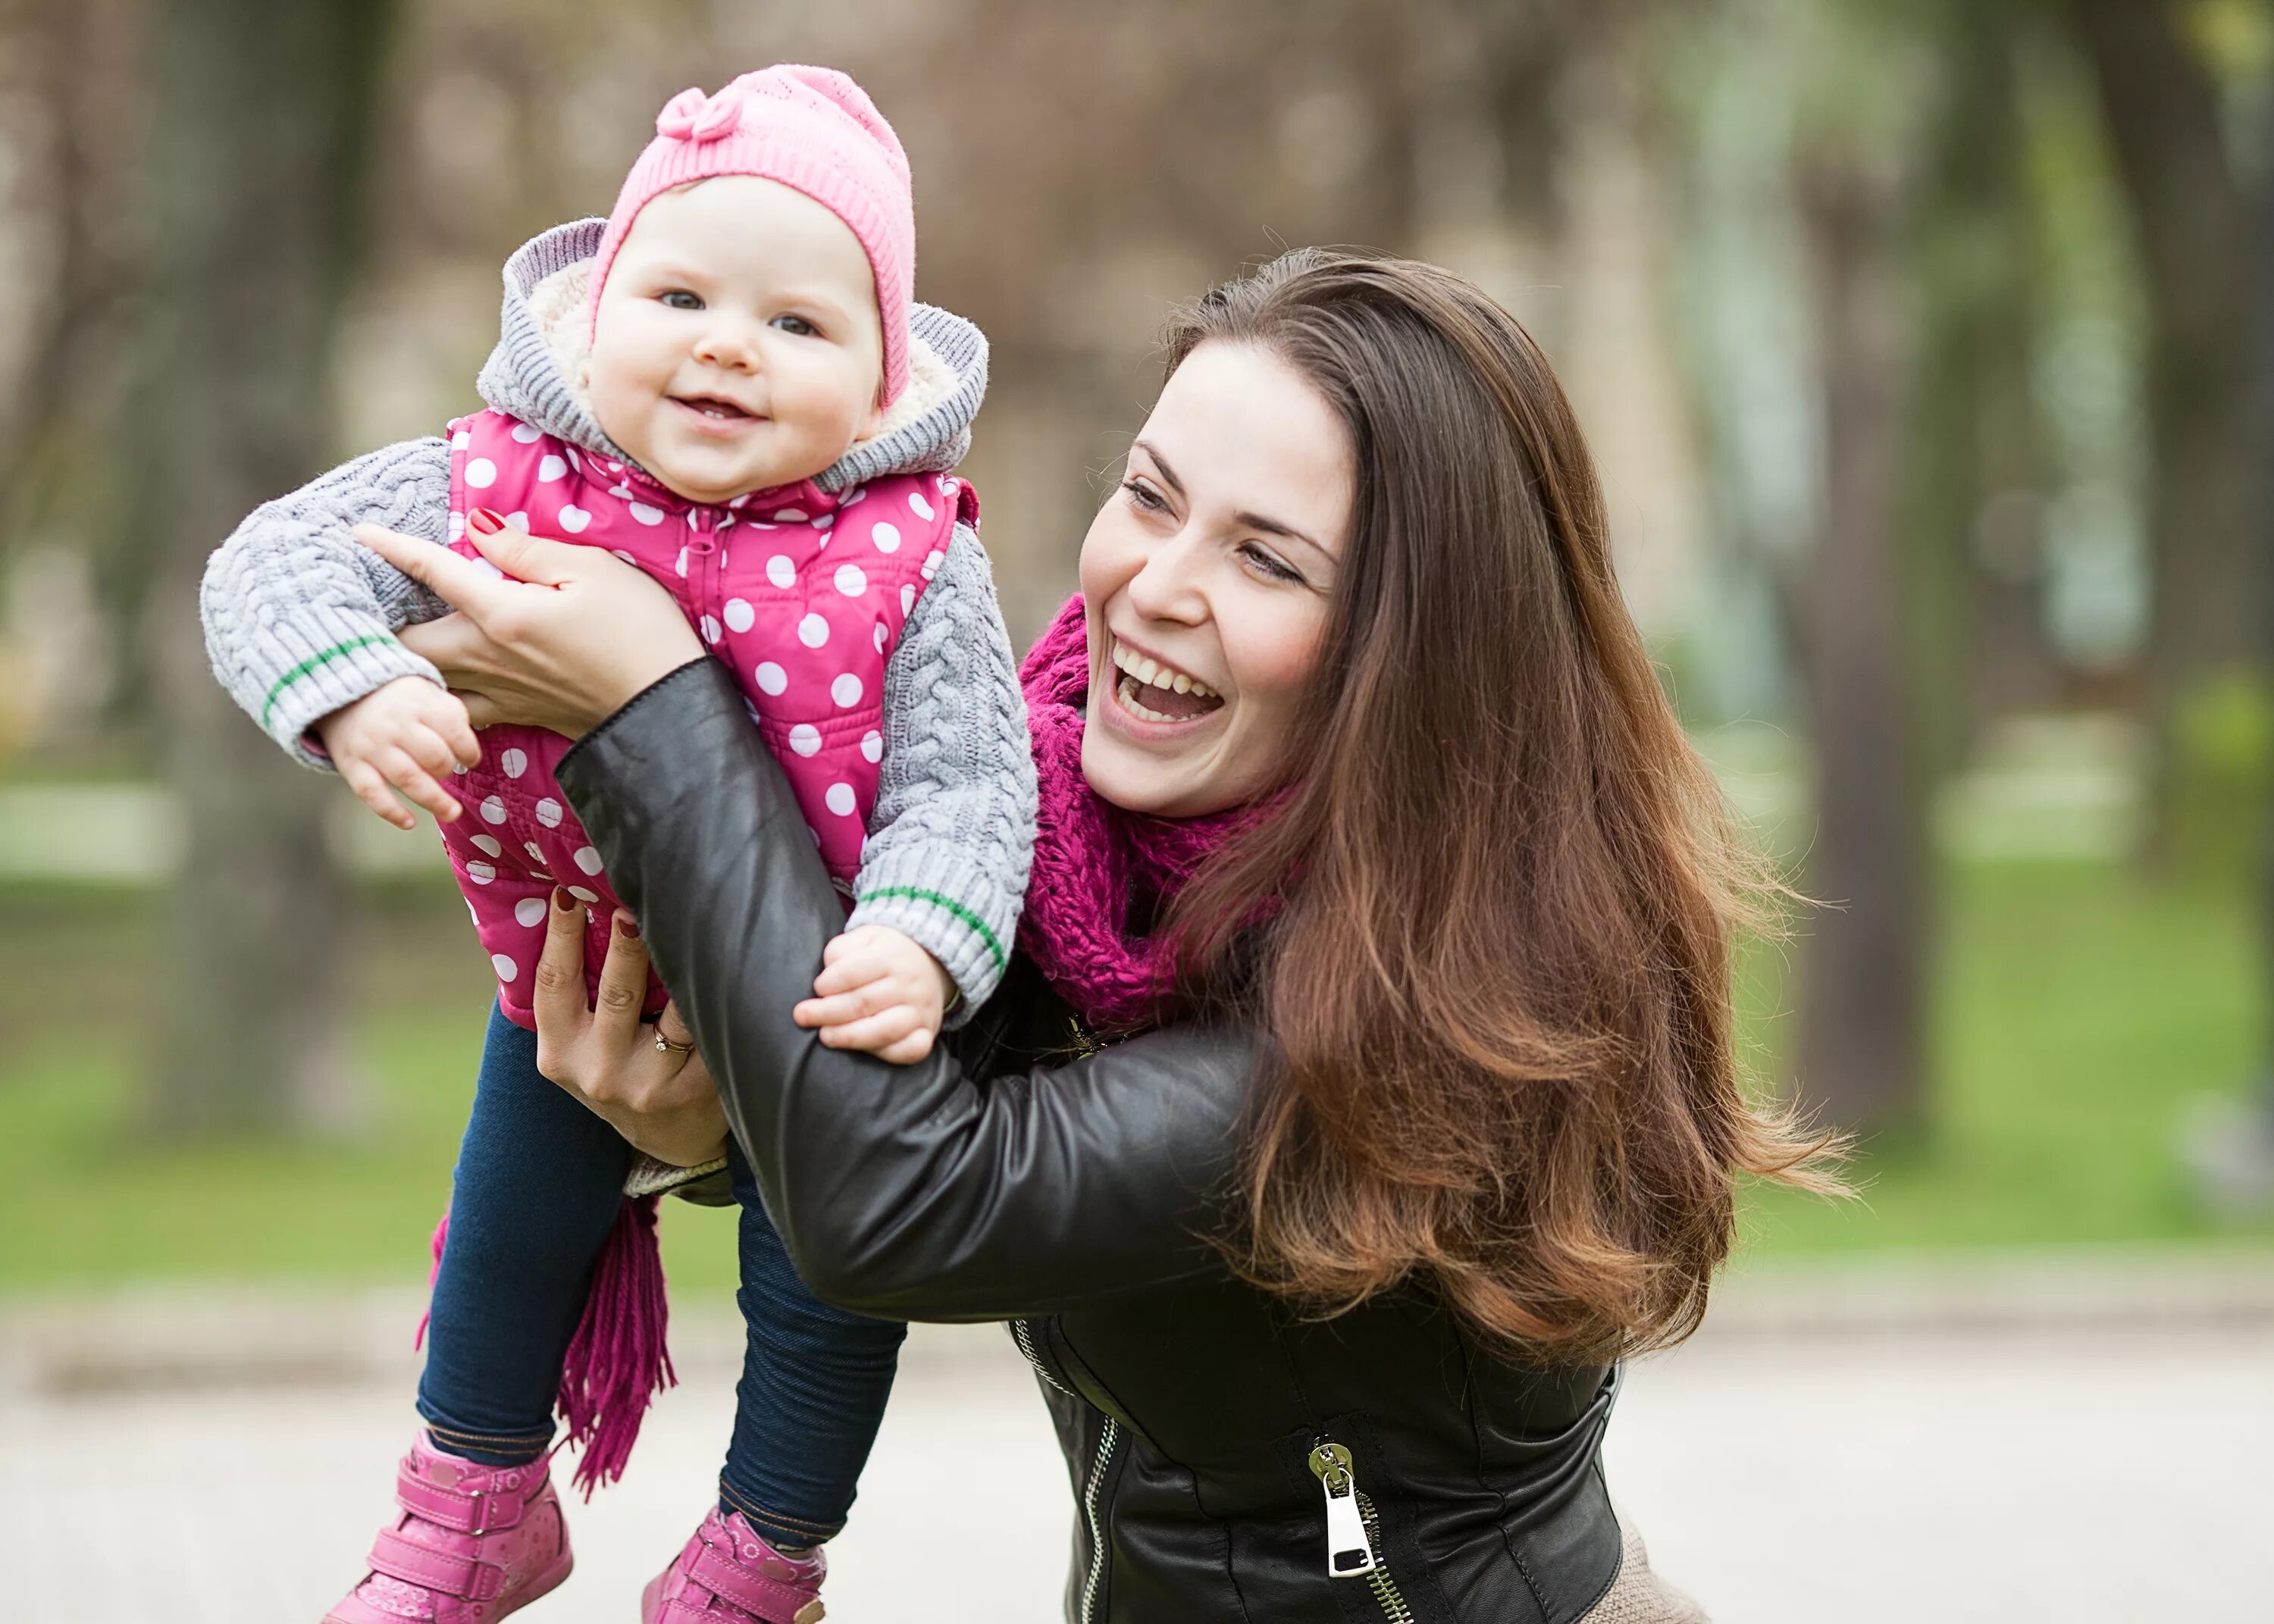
[
  {"xmin": 530, "ymin": 885, "xmax": 730, "ymax": 1169},
  {"xmin": 355, "ymin": 514, "xmax": 704, "ymax": 739}
]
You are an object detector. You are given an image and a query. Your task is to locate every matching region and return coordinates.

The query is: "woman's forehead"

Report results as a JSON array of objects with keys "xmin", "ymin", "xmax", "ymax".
[{"xmin": 1142, "ymin": 342, "xmax": 1353, "ymax": 552}]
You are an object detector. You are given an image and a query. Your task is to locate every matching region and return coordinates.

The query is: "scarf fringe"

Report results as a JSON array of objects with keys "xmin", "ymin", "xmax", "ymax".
[{"xmin": 413, "ymin": 1192, "xmax": 676, "ymax": 1499}]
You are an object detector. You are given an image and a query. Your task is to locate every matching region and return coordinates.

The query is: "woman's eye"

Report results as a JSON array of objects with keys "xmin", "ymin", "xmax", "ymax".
[
  {"xmin": 771, "ymin": 314, "xmax": 819, "ymax": 337},
  {"xmin": 659, "ymin": 290, "xmax": 703, "ymax": 311},
  {"xmin": 1240, "ymin": 543, "xmax": 1301, "ymax": 584},
  {"xmin": 1122, "ymin": 478, "xmax": 1167, "ymax": 513}
]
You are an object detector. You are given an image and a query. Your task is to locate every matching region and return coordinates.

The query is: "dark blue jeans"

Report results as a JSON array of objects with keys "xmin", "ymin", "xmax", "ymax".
[{"xmin": 417, "ymin": 1005, "xmax": 907, "ymax": 1547}]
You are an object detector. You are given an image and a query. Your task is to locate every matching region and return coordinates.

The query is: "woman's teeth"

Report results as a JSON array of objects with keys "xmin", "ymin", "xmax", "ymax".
[{"xmin": 1110, "ymin": 638, "xmax": 1217, "ymax": 699}]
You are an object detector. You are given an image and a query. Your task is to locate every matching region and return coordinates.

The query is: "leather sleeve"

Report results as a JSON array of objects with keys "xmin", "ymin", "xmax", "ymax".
[{"xmin": 556, "ymin": 657, "xmax": 1254, "ymax": 1322}]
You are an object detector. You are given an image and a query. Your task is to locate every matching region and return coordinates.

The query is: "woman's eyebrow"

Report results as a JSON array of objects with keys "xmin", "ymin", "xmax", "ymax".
[{"xmin": 1136, "ymin": 440, "xmax": 1327, "ymax": 555}]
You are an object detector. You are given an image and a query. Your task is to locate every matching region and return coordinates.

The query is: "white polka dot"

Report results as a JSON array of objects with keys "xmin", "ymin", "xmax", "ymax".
[
  {"xmin": 901, "ymin": 584, "xmax": 916, "ymax": 615},
  {"xmin": 842, "ymin": 487, "xmax": 866, "ymax": 506},
  {"xmin": 492, "ymin": 953, "xmax": 519, "ymax": 982},
  {"xmin": 675, "ymin": 547, "xmax": 689, "ymax": 578},
  {"xmin": 860, "ymin": 729, "xmax": 883, "ymax": 763},
  {"xmin": 558, "ymin": 847, "xmax": 598, "ymax": 878},
  {"xmin": 479, "ymin": 796, "xmax": 507, "ymax": 825},
  {"xmin": 448, "ymin": 512, "xmax": 465, "ymax": 541},
  {"xmin": 557, "ymin": 505, "xmax": 590, "ymax": 534},
  {"xmin": 700, "ymin": 614, "xmax": 722, "ymax": 644},
  {"xmin": 766, "ymin": 555, "xmax": 795, "ymax": 589},
  {"xmin": 452, "ymin": 429, "xmax": 471, "ymax": 450},
  {"xmin": 610, "ymin": 549, "xmax": 636, "ymax": 564},
  {"xmin": 506, "ymin": 511, "xmax": 529, "ymax": 532},
  {"xmin": 798, "ymin": 613, "xmax": 829, "ymax": 648},
  {"xmin": 772, "ymin": 507, "xmax": 807, "ymax": 522},
  {"xmin": 465, "ymin": 860, "xmax": 496, "ymax": 885},
  {"xmin": 466, "ymin": 897, "xmax": 478, "ymax": 925},
  {"xmin": 908, "ymin": 490, "xmax": 934, "ymax": 521},
  {"xmin": 834, "ymin": 563, "xmax": 866, "ymax": 596},
  {"xmin": 537, "ymin": 454, "xmax": 567, "ymax": 482},
  {"xmin": 724, "ymin": 597, "xmax": 756, "ymax": 633},
  {"xmin": 825, "ymin": 782, "xmax": 857, "ymax": 817},
  {"xmin": 525, "ymin": 841, "xmax": 547, "ymax": 863},
  {"xmin": 515, "ymin": 896, "xmax": 549, "ymax": 928},
  {"xmin": 728, "ymin": 493, "xmax": 750, "ymax": 508},
  {"xmin": 754, "ymin": 662, "xmax": 788, "ymax": 696},
  {"xmin": 471, "ymin": 834, "xmax": 503, "ymax": 858},
  {"xmin": 871, "ymin": 521, "xmax": 901, "ymax": 554},
  {"xmin": 873, "ymin": 624, "xmax": 887, "ymax": 652},
  {"xmin": 921, "ymin": 549, "xmax": 944, "ymax": 580},
  {"xmin": 465, "ymin": 457, "xmax": 496, "ymax": 489},
  {"xmin": 813, "ymin": 512, "xmax": 835, "ymax": 530},
  {"xmin": 831, "ymin": 673, "xmax": 863, "ymax": 708},
  {"xmin": 568, "ymin": 885, "xmax": 599, "ymax": 903},
  {"xmin": 499, "ymin": 747, "xmax": 528, "ymax": 778},
  {"xmin": 511, "ymin": 422, "xmax": 543, "ymax": 443},
  {"xmin": 534, "ymin": 798, "xmax": 563, "ymax": 829},
  {"xmin": 788, "ymin": 723, "xmax": 822, "ymax": 757},
  {"xmin": 629, "ymin": 502, "xmax": 664, "ymax": 526}
]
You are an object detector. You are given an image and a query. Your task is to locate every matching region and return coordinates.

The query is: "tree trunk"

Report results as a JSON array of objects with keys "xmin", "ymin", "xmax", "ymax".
[
  {"xmin": 2062, "ymin": 0, "xmax": 2266, "ymax": 856},
  {"xmin": 141, "ymin": 0, "xmax": 397, "ymax": 1136},
  {"xmin": 1792, "ymin": 159, "xmax": 1931, "ymax": 1135}
]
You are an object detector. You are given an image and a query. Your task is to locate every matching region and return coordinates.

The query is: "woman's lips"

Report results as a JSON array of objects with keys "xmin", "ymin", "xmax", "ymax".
[{"xmin": 1103, "ymin": 662, "xmax": 1224, "ymax": 737}]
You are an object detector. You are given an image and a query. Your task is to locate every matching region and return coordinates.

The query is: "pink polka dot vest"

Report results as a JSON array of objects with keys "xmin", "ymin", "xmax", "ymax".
[{"xmin": 439, "ymin": 408, "xmax": 973, "ymax": 1028}]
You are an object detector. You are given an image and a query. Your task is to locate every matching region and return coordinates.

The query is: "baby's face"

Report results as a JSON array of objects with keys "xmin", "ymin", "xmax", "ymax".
[{"xmin": 587, "ymin": 176, "xmax": 887, "ymax": 505}]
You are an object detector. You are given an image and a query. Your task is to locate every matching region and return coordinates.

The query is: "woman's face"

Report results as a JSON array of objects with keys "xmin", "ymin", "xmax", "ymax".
[{"xmin": 1078, "ymin": 340, "xmax": 1354, "ymax": 817}]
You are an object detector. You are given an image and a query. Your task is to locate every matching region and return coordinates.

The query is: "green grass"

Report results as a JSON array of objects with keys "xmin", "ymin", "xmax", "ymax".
[{"xmin": 1, "ymin": 859, "xmax": 2269, "ymax": 1295}]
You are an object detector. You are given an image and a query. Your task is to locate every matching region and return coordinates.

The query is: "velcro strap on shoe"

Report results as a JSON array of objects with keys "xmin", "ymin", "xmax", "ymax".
[
  {"xmin": 369, "ymin": 1530, "xmax": 506, "ymax": 1601},
  {"xmin": 688, "ymin": 1543, "xmax": 817, "ymax": 1624},
  {"xmin": 396, "ymin": 1471, "xmax": 526, "ymax": 1535}
]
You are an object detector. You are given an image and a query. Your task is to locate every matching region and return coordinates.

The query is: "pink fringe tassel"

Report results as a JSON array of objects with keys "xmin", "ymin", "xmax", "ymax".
[
  {"xmin": 556, "ymin": 1193, "xmax": 675, "ymax": 1497},
  {"xmin": 410, "ymin": 1194, "xmax": 675, "ymax": 1498},
  {"xmin": 413, "ymin": 1208, "xmax": 449, "ymax": 1350}
]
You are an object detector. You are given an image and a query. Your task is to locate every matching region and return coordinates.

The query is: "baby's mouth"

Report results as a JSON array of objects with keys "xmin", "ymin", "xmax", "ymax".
[{"xmin": 673, "ymin": 393, "xmax": 760, "ymax": 422}]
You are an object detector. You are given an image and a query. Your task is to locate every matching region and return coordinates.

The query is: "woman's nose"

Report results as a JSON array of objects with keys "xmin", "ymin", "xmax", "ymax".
[{"xmin": 1124, "ymin": 527, "xmax": 1207, "ymax": 624}]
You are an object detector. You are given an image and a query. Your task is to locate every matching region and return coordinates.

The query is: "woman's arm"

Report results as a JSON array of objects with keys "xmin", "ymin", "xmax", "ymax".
[{"xmin": 557, "ymin": 657, "xmax": 1254, "ymax": 1322}]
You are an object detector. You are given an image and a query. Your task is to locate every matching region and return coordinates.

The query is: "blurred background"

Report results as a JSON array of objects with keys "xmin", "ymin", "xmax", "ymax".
[{"xmin": 3, "ymin": 1, "xmax": 2272, "ymax": 1619}]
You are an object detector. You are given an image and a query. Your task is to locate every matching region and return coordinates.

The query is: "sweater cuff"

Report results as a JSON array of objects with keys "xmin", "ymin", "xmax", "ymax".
[
  {"xmin": 252, "ymin": 603, "xmax": 444, "ymax": 769},
  {"xmin": 847, "ymin": 844, "xmax": 1016, "ymax": 1025}
]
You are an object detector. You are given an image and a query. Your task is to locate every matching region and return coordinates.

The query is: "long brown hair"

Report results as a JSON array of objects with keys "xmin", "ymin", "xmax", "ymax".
[{"xmin": 1162, "ymin": 249, "xmax": 1842, "ymax": 1362}]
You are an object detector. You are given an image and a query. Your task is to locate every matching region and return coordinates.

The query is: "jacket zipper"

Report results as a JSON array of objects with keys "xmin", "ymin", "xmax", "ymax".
[
  {"xmin": 1010, "ymin": 1317, "xmax": 1076, "ymax": 1397},
  {"xmin": 1308, "ymin": 1439, "xmax": 1417, "ymax": 1624},
  {"xmin": 1078, "ymin": 1416, "xmax": 1120, "ymax": 1624}
]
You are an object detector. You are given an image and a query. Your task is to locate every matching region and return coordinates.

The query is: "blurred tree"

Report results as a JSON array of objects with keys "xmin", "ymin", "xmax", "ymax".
[
  {"xmin": 139, "ymin": 0, "xmax": 399, "ymax": 1135},
  {"xmin": 2061, "ymin": 0, "xmax": 2268, "ymax": 861}
]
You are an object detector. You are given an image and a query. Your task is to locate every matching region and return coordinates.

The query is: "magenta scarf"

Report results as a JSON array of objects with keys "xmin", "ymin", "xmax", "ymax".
[{"xmin": 1016, "ymin": 595, "xmax": 1261, "ymax": 1030}]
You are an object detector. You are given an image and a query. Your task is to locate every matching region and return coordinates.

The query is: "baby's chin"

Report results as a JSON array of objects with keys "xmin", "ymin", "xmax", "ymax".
[{"xmin": 640, "ymin": 437, "xmax": 845, "ymax": 507}]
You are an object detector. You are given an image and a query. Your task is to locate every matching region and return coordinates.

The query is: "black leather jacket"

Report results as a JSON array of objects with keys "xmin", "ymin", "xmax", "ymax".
[{"xmin": 558, "ymin": 659, "xmax": 1626, "ymax": 1624}]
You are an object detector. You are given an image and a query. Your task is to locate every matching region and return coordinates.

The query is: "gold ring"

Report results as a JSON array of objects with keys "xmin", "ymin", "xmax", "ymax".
[{"xmin": 653, "ymin": 1033, "xmax": 695, "ymax": 1056}]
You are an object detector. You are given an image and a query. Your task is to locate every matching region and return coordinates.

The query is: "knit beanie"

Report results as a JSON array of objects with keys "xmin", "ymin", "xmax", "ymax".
[{"xmin": 587, "ymin": 65, "xmax": 916, "ymax": 405}]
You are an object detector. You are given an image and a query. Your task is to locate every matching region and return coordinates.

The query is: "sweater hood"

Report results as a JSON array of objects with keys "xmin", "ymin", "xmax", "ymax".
[{"xmin": 475, "ymin": 218, "xmax": 987, "ymax": 495}]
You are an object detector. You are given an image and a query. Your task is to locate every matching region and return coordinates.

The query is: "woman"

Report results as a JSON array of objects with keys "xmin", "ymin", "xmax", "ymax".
[{"xmin": 368, "ymin": 249, "xmax": 1836, "ymax": 1623}]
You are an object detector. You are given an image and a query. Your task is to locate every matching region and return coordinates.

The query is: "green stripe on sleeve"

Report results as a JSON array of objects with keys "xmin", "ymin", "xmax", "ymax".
[
  {"xmin": 259, "ymin": 634, "xmax": 396, "ymax": 729},
  {"xmin": 853, "ymin": 885, "xmax": 1008, "ymax": 970}
]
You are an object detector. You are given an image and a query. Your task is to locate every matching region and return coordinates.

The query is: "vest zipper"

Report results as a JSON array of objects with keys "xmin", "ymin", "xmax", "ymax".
[{"xmin": 1308, "ymin": 1438, "xmax": 1417, "ymax": 1624}]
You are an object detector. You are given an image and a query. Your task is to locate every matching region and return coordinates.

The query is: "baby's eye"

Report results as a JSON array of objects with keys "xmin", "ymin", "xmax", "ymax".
[
  {"xmin": 659, "ymin": 290, "xmax": 703, "ymax": 311},
  {"xmin": 771, "ymin": 314, "xmax": 819, "ymax": 338}
]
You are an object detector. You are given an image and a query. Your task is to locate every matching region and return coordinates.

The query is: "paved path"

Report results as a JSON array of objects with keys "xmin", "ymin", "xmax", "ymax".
[{"xmin": 4, "ymin": 1319, "xmax": 2267, "ymax": 1622}]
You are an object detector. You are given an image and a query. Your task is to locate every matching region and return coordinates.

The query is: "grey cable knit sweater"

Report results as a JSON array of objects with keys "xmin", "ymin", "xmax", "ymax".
[{"xmin": 201, "ymin": 220, "xmax": 1035, "ymax": 1014}]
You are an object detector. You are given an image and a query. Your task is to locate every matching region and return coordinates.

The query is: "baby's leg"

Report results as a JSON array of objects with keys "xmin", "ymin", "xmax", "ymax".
[
  {"xmin": 719, "ymin": 1142, "xmax": 909, "ymax": 1548},
  {"xmin": 418, "ymin": 1003, "xmax": 633, "ymax": 1464}
]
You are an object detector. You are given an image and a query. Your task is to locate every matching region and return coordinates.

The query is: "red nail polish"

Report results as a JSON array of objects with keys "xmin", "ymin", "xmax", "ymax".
[
  {"xmin": 553, "ymin": 887, "xmax": 575, "ymax": 912},
  {"xmin": 468, "ymin": 508, "xmax": 506, "ymax": 535},
  {"xmin": 615, "ymin": 913, "xmax": 640, "ymax": 939}
]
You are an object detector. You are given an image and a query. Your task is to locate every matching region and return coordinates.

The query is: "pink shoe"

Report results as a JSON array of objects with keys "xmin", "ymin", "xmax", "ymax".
[
  {"xmin": 641, "ymin": 1507, "xmax": 826, "ymax": 1624},
  {"xmin": 324, "ymin": 1434, "xmax": 573, "ymax": 1623}
]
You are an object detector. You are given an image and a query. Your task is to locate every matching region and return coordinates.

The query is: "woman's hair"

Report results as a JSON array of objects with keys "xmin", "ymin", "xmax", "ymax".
[{"xmin": 1160, "ymin": 249, "xmax": 1843, "ymax": 1363}]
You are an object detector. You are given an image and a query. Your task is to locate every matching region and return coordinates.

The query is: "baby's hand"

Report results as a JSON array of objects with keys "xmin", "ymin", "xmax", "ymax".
[
  {"xmin": 314, "ymin": 675, "xmax": 481, "ymax": 831},
  {"xmin": 792, "ymin": 925, "xmax": 954, "ymax": 1064}
]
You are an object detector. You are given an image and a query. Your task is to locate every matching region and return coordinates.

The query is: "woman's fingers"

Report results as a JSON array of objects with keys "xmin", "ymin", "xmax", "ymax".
[
  {"xmin": 590, "ymin": 910, "xmax": 651, "ymax": 1042},
  {"xmin": 655, "ymin": 1000, "xmax": 697, "ymax": 1053},
  {"xmin": 463, "ymin": 518, "xmax": 584, "ymax": 587},
  {"xmin": 455, "ymin": 690, "xmax": 507, "ymax": 730},
  {"xmin": 531, "ymin": 887, "xmax": 593, "ymax": 1053},
  {"xmin": 353, "ymin": 524, "xmax": 510, "ymax": 618}
]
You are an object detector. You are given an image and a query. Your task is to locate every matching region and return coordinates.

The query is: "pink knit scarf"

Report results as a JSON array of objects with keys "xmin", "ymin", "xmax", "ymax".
[{"xmin": 1016, "ymin": 595, "xmax": 1261, "ymax": 1030}]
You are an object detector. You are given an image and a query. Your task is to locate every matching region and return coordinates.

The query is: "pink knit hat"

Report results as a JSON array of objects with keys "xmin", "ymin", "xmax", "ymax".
[{"xmin": 588, "ymin": 65, "xmax": 916, "ymax": 405}]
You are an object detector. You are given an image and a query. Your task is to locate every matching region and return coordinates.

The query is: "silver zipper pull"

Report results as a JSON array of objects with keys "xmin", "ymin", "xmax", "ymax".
[{"xmin": 1307, "ymin": 1441, "xmax": 1376, "ymax": 1579}]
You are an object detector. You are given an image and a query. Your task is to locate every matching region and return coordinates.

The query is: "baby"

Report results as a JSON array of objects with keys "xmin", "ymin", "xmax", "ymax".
[{"xmin": 200, "ymin": 67, "xmax": 1032, "ymax": 1624}]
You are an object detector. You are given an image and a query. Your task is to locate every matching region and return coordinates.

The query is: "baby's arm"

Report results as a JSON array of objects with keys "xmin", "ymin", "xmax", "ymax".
[
  {"xmin": 808, "ymin": 522, "xmax": 1036, "ymax": 1055},
  {"xmin": 199, "ymin": 436, "xmax": 458, "ymax": 769}
]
